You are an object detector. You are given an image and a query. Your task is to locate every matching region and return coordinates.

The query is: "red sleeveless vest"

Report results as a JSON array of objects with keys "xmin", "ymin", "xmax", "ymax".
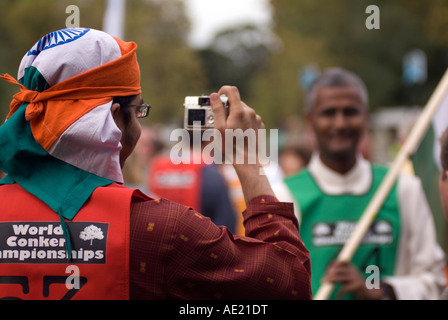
[
  {"xmin": 148, "ymin": 154, "xmax": 204, "ymax": 211},
  {"xmin": 0, "ymin": 183, "xmax": 146, "ymax": 300}
]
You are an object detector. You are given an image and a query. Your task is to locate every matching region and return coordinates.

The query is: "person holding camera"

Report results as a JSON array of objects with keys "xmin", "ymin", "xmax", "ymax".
[{"xmin": 0, "ymin": 28, "xmax": 311, "ymax": 299}]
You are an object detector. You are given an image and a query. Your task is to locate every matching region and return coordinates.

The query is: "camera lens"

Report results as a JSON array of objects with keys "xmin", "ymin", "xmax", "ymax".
[{"xmin": 198, "ymin": 97, "xmax": 210, "ymax": 106}]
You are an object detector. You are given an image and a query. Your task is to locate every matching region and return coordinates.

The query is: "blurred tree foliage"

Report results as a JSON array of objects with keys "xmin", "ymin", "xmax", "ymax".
[
  {"xmin": 0, "ymin": 0, "xmax": 206, "ymax": 124},
  {"xmin": 125, "ymin": 0, "xmax": 206, "ymax": 123},
  {"xmin": 2, "ymin": 0, "xmax": 448, "ymax": 130},
  {"xmin": 198, "ymin": 24, "xmax": 280, "ymax": 97},
  {"xmin": 0, "ymin": 0, "xmax": 104, "ymax": 120},
  {"xmin": 244, "ymin": 0, "xmax": 448, "ymax": 128}
]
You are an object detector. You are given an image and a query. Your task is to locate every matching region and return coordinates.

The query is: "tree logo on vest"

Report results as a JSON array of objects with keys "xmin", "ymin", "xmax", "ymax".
[
  {"xmin": 0, "ymin": 221, "xmax": 108, "ymax": 264},
  {"xmin": 79, "ymin": 225, "xmax": 104, "ymax": 245}
]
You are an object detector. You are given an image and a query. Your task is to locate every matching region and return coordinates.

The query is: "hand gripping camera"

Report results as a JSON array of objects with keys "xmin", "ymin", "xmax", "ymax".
[{"xmin": 183, "ymin": 95, "xmax": 229, "ymax": 130}]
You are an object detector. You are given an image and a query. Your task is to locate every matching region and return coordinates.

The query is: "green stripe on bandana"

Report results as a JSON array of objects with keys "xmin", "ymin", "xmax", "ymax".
[
  {"xmin": 0, "ymin": 67, "xmax": 114, "ymax": 259},
  {"xmin": 20, "ymin": 66, "xmax": 50, "ymax": 91},
  {"xmin": 0, "ymin": 104, "xmax": 113, "ymax": 220}
]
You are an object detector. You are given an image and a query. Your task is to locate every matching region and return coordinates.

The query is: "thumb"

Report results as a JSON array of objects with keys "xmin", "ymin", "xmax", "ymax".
[{"xmin": 209, "ymin": 93, "xmax": 226, "ymax": 131}]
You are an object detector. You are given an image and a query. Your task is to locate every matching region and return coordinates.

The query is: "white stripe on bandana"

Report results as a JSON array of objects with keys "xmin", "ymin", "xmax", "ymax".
[
  {"xmin": 48, "ymin": 101, "xmax": 124, "ymax": 183},
  {"xmin": 18, "ymin": 28, "xmax": 121, "ymax": 86}
]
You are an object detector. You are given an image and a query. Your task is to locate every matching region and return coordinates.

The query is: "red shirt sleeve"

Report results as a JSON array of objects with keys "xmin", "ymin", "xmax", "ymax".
[{"xmin": 129, "ymin": 195, "xmax": 311, "ymax": 300}]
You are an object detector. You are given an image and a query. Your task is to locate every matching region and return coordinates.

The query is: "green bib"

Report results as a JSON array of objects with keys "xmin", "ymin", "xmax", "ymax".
[{"xmin": 285, "ymin": 165, "xmax": 400, "ymax": 300}]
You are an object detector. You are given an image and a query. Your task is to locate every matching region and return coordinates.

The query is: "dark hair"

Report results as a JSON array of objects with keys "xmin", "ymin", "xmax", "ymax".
[
  {"xmin": 305, "ymin": 67, "xmax": 369, "ymax": 113},
  {"xmin": 440, "ymin": 127, "xmax": 448, "ymax": 181},
  {"xmin": 113, "ymin": 95, "xmax": 138, "ymax": 125}
]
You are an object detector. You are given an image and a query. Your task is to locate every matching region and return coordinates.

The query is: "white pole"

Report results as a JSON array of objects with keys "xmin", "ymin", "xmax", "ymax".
[
  {"xmin": 103, "ymin": 0, "xmax": 126, "ymax": 40},
  {"xmin": 314, "ymin": 68, "xmax": 448, "ymax": 300}
]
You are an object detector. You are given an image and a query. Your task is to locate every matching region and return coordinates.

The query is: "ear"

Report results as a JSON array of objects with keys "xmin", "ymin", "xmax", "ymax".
[
  {"xmin": 305, "ymin": 111, "xmax": 313, "ymax": 131},
  {"xmin": 362, "ymin": 110, "xmax": 370, "ymax": 128},
  {"xmin": 111, "ymin": 102, "xmax": 126, "ymax": 132},
  {"xmin": 111, "ymin": 102, "xmax": 121, "ymax": 120}
]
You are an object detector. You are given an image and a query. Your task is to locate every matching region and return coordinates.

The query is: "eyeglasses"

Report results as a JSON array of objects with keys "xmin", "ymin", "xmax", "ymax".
[{"xmin": 127, "ymin": 103, "xmax": 152, "ymax": 118}]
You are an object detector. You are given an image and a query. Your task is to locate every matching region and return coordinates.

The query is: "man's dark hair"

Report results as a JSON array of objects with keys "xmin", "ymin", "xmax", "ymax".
[
  {"xmin": 305, "ymin": 67, "xmax": 369, "ymax": 113},
  {"xmin": 113, "ymin": 95, "xmax": 139, "ymax": 125}
]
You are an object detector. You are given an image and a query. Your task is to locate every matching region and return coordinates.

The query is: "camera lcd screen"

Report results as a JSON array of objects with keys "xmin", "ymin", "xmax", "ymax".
[{"xmin": 188, "ymin": 109, "xmax": 206, "ymax": 126}]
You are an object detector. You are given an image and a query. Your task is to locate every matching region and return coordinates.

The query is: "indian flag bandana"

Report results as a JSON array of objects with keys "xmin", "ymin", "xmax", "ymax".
[{"xmin": 0, "ymin": 28, "xmax": 141, "ymax": 249}]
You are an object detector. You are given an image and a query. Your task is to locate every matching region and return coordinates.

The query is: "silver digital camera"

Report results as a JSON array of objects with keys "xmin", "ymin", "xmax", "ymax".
[{"xmin": 184, "ymin": 95, "xmax": 229, "ymax": 130}]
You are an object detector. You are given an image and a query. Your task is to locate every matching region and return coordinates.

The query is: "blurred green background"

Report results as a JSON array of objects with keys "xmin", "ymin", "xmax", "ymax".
[
  {"xmin": 2, "ymin": 0, "xmax": 448, "ymax": 253},
  {"xmin": 1, "ymin": 0, "xmax": 447, "ymax": 129}
]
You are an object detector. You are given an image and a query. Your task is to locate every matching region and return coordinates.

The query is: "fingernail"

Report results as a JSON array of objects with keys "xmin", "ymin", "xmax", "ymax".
[{"xmin": 210, "ymin": 94, "xmax": 219, "ymax": 102}]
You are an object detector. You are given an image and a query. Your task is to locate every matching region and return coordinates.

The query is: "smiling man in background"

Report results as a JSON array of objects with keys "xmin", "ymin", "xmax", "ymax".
[{"xmin": 281, "ymin": 67, "xmax": 445, "ymax": 299}]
